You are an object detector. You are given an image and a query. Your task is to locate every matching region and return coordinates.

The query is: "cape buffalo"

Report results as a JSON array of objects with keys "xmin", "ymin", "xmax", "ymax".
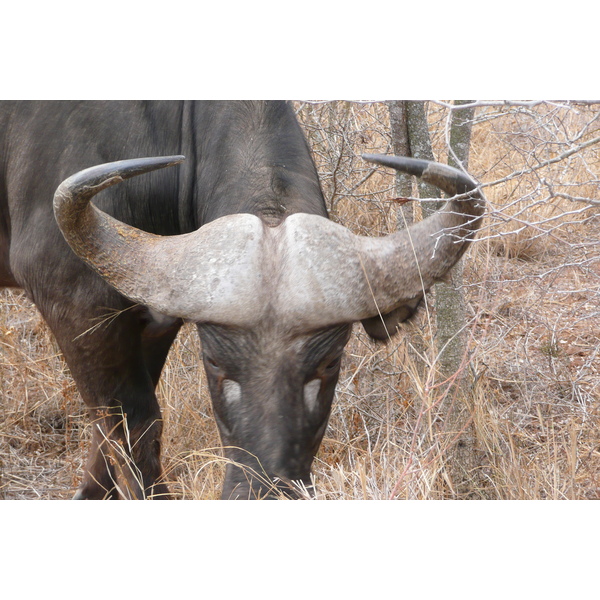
[{"xmin": 1, "ymin": 101, "xmax": 484, "ymax": 498}]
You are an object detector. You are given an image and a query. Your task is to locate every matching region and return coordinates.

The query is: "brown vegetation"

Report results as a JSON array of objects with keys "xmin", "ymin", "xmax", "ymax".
[{"xmin": 1, "ymin": 100, "xmax": 599, "ymax": 499}]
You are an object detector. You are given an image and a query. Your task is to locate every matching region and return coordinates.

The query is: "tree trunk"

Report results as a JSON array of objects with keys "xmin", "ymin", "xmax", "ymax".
[
  {"xmin": 389, "ymin": 100, "xmax": 484, "ymax": 498},
  {"xmin": 387, "ymin": 101, "xmax": 414, "ymax": 226},
  {"xmin": 437, "ymin": 100, "xmax": 483, "ymax": 498},
  {"xmin": 406, "ymin": 101, "xmax": 443, "ymax": 211},
  {"xmin": 436, "ymin": 101, "xmax": 474, "ymax": 385}
]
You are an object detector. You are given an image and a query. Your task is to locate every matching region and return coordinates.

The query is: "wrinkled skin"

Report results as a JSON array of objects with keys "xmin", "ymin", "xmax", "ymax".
[{"xmin": 199, "ymin": 322, "xmax": 352, "ymax": 498}]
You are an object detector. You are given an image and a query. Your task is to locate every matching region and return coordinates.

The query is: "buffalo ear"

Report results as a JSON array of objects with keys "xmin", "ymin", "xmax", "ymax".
[{"xmin": 360, "ymin": 297, "xmax": 424, "ymax": 341}]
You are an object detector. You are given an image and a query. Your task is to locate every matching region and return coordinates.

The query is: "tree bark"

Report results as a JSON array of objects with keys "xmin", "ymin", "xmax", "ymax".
[
  {"xmin": 387, "ymin": 101, "xmax": 414, "ymax": 226},
  {"xmin": 437, "ymin": 100, "xmax": 483, "ymax": 498},
  {"xmin": 436, "ymin": 101, "xmax": 475, "ymax": 386},
  {"xmin": 388, "ymin": 100, "xmax": 483, "ymax": 497}
]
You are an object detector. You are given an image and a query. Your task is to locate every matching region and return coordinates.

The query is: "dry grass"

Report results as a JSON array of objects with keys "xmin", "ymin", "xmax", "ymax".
[{"xmin": 1, "ymin": 101, "xmax": 599, "ymax": 500}]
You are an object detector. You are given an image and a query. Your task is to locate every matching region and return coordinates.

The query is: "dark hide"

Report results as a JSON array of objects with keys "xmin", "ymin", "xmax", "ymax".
[{"xmin": 0, "ymin": 101, "xmax": 354, "ymax": 499}]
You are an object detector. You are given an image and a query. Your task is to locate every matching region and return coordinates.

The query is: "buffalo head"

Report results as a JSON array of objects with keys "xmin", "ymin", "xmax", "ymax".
[{"xmin": 53, "ymin": 154, "xmax": 484, "ymax": 498}]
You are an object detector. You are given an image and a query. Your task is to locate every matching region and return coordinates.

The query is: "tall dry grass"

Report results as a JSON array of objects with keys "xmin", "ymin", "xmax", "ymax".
[{"xmin": 1, "ymin": 101, "xmax": 599, "ymax": 499}]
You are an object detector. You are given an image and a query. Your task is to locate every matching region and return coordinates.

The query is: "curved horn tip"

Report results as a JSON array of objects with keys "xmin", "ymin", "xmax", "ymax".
[
  {"xmin": 362, "ymin": 153, "xmax": 432, "ymax": 178},
  {"xmin": 62, "ymin": 154, "xmax": 186, "ymax": 192},
  {"xmin": 108, "ymin": 154, "xmax": 186, "ymax": 176},
  {"xmin": 361, "ymin": 153, "xmax": 389, "ymax": 164},
  {"xmin": 361, "ymin": 153, "xmax": 481, "ymax": 194},
  {"xmin": 53, "ymin": 155, "xmax": 187, "ymax": 216}
]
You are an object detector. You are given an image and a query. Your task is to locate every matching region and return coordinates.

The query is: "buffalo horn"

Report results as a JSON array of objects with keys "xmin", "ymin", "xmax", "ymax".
[
  {"xmin": 352, "ymin": 154, "xmax": 485, "ymax": 336},
  {"xmin": 53, "ymin": 155, "xmax": 484, "ymax": 331},
  {"xmin": 53, "ymin": 156, "xmax": 271, "ymax": 326}
]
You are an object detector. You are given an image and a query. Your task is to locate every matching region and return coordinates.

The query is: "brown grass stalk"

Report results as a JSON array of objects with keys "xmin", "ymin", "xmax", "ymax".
[{"xmin": 1, "ymin": 101, "xmax": 599, "ymax": 499}]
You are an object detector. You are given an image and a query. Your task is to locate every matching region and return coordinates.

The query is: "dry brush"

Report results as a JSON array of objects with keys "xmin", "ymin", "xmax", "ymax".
[{"xmin": 1, "ymin": 100, "xmax": 599, "ymax": 499}]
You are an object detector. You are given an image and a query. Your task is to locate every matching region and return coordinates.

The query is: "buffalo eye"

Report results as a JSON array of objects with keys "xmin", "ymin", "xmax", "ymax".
[
  {"xmin": 204, "ymin": 354, "xmax": 222, "ymax": 373},
  {"xmin": 323, "ymin": 356, "xmax": 342, "ymax": 375}
]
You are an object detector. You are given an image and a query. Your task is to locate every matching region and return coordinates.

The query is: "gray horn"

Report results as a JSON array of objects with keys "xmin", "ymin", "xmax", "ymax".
[
  {"xmin": 53, "ymin": 155, "xmax": 484, "ymax": 331},
  {"xmin": 355, "ymin": 154, "xmax": 485, "ymax": 338},
  {"xmin": 53, "ymin": 156, "xmax": 272, "ymax": 326}
]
